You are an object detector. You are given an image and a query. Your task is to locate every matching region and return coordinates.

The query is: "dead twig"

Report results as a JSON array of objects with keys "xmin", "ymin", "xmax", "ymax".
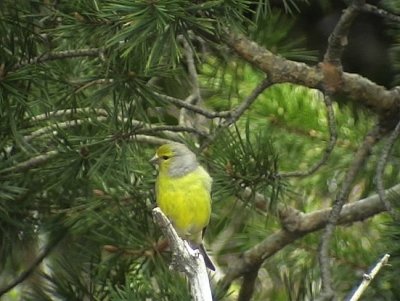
[{"xmin": 345, "ymin": 254, "xmax": 391, "ymax": 301}]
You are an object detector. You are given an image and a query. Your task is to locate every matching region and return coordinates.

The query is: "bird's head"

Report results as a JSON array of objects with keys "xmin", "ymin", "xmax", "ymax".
[{"xmin": 150, "ymin": 143, "xmax": 198, "ymax": 176}]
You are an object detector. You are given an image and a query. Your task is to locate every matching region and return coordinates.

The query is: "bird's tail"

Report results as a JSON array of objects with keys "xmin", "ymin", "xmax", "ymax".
[{"xmin": 199, "ymin": 244, "xmax": 216, "ymax": 271}]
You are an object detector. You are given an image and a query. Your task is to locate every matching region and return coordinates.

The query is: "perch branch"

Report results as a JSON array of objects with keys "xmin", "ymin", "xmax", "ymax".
[{"xmin": 152, "ymin": 208, "xmax": 212, "ymax": 301}]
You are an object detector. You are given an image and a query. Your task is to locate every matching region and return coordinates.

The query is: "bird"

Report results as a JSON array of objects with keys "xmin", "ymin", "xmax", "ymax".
[{"xmin": 150, "ymin": 142, "xmax": 215, "ymax": 271}]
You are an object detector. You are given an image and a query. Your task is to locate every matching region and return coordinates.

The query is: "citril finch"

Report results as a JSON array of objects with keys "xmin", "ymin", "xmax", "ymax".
[{"xmin": 150, "ymin": 142, "xmax": 215, "ymax": 271}]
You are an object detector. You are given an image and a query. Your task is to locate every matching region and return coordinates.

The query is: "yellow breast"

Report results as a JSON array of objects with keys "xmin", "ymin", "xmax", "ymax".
[{"xmin": 156, "ymin": 166, "xmax": 212, "ymax": 244}]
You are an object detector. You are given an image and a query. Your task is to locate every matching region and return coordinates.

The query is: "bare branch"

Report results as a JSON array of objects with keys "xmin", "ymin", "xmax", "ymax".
[
  {"xmin": 220, "ymin": 184, "xmax": 400, "ymax": 294},
  {"xmin": 280, "ymin": 94, "xmax": 337, "ymax": 177},
  {"xmin": 346, "ymin": 254, "xmax": 391, "ymax": 301},
  {"xmin": 376, "ymin": 120, "xmax": 400, "ymax": 219},
  {"xmin": 318, "ymin": 124, "xmax": 384, "ymax": 300}
]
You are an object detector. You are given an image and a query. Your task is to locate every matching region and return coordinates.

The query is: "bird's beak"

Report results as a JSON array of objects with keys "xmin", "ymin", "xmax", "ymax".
[{"xmin": 149, "ymin": 154, "xmax": 159, "ymax": 165}]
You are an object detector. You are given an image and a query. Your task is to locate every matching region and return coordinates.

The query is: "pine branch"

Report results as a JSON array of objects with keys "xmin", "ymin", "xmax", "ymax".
[
  {"xmin": 224, "ymin": 30, "xmax": 399, "ymax": 115},
  {"xmin": 219, "ymin": 183, "xmax": 400, "ymax": 297}
]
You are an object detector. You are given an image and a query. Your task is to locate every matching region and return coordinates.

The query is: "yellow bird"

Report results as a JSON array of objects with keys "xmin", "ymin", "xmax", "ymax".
[{"xmin": 150, "ymin": 142, "xmax": 215, "ymax": 271}]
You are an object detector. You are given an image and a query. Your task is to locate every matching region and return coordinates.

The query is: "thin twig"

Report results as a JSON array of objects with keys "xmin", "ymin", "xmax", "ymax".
[
  {"xmin": 317, "ymin": 124, "xmax": 383, "ymax": 300},
  {"xmin": 346, "ymin": 254, "xmax": 391, "ymax": 301},
  {"xmin": 280, "ymin": 94, "xmax": 337, "ymax": 177},
  {"xmin": 154, "ymin": 92, "xmax": 226, "ymax": 119},
  {"xmin": 0, "ymin": 234, "xmax": 64, "ymax": 297},
  {"xmin": 12, "ymin": 48, "xmax": 103, "ymax": 70},
  {"xmin": 361, "ymin": 4, "xmax": 400, "ymax": 23},
  {"xmin": 376, "ymin": 120, "xmax": 400, "ymax": 219},
  {"xmin": 222, "ymin": 78, "xmax": 271, "ymax": 127}
]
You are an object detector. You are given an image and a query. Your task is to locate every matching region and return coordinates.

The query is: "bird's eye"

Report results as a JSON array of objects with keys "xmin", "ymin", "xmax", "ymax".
[{"xmin": 162, "ymin": 155, "xmax": 170, "ymax": 160}]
